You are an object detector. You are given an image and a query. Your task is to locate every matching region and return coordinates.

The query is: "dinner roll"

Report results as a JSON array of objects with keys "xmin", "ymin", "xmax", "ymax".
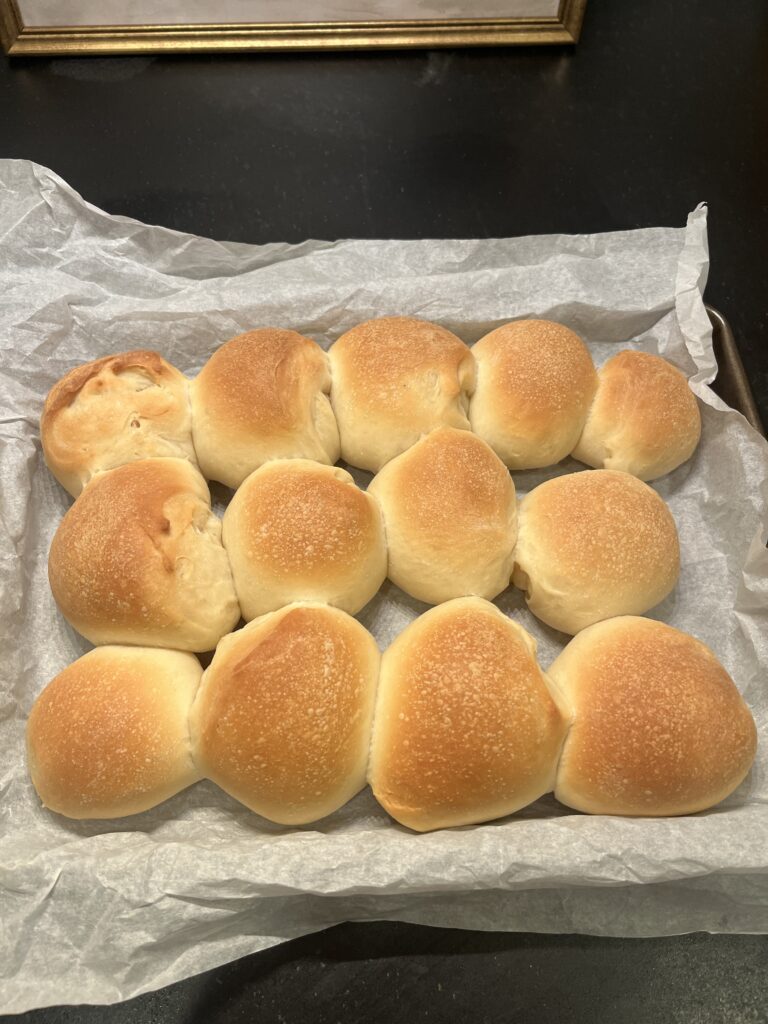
[
  {"xmin": 368, "ymin": 428, "xmax": 516, "ymax": 605},
  {"xmin": 369, "ymin": 598, "xmax": 569, "ymax": 831},
  {"xmin": 572, "ymin": 350, "xmax": 702, "ymax": 480},
  {"xmin": 190, "ymin": 604, "xmax": 380, "ymax": 825},
  {"xmin": 27, "ymin": 646, "xmax": 202, "ymax": 819},
  {"xmin": 41, "ymin": 350, "xmax": 196, "ymax": 497},
  {"xmin": 469, "ymin": 319, "xmax": 598, "ymax": 470},
  {"xmin": 512, "ymin": 470, "xmax": 679, "ymax": 635},
  {"xmin": 549, "ymin": 617, "xmax": 758, "ymax": 816},
  {"xmin": 48, "ymin": 458, "xmax": 240, "ymax": 651},
  {"xmin": 223, "ymin": 460, "xmax": 386, "ymax": 619},
  {"xmin": 191, "ymin": 328, "xmax": 340, "ymax": 488},
  {"xmin": 328, "ymin": 317, "xmax": 475, "ymax": 472}
]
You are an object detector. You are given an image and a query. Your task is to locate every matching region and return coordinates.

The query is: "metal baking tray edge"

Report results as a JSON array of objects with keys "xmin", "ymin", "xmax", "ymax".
[{"xmin": 707, "ymin": 305, "xmax": 764, "ymax": 436}]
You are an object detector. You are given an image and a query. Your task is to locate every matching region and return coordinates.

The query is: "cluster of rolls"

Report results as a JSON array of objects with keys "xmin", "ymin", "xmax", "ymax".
[{"xmin": 28, "ymin": 316, "xmax": 756, "ymax": 829}]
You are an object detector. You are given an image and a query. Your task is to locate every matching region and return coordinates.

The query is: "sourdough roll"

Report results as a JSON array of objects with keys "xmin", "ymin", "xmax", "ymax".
[
  {"xmin": 369, "ymin": 598, "xmax": 569, "ymax": 831},
  {"xmin": 469, "ymin": 319, "xmax": 598, "ymax": 470},
  {"xmin": 48, "ymin": 458, "xmax": 240, "ymax": 651},
  {"xmin": 328, "ymin": 317, "xmax": 475, "ymax": 472},
  {"xmin": 572, "ymin": 350, "xmax": 702, "ymax": 480},
  {"xmin": 513, "ymin": 469, "xmax": 679, "ymax": 635},
  {"xmin": 190, "ymin": 604, "xmax": 380, "ymax": 825},
  {"xmin": 41, "ymin": 350, "xmax": 196, "ymax": 497},
  {"xmin": 27, "ymin": 646, "xmax": 203, "ymax": 819},
  {"xmin": 223, "ymin": 460, "xmax": 386, "ymax": 619},
  {"xmin": 549, "ymin": 617, "xmax": 758, "ymax": 816},
  {"xmin": 191, "ymin": 328, "xmax": 340, "ymax": 489},
  {"xmin": 368, "ymin": 427, "xmax": 516, "ymax": 605}
]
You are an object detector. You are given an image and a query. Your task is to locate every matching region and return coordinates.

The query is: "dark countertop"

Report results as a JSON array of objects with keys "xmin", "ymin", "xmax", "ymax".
[{"xmin": 2, "ymin": 1, "xmax": 768, "ymax": 1020}]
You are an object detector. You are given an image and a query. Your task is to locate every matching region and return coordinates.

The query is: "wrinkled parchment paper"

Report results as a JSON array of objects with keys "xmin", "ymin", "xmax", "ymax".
[{"xmin": 1, "ymin": 161, "xmax": 767, "ymax": 1013}]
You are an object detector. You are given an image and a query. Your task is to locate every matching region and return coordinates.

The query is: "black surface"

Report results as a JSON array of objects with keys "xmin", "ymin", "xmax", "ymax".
[{"xmin": 3, "ymin": 1, "xmax": 768, "ymax": 1020}]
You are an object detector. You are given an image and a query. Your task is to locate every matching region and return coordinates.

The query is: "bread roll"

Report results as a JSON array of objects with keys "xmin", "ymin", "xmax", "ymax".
[
  {"xmin": 190, "ymin": 328, "xmax": 340, "ymax": 488},
  {"xmin": 469, "ymin": 319, "xmax": 597, "ymax": 469},
  {"xmin": 223, "ymin": 460, "xmax": 386, "ymax": 619},
  {"xmin": 572, "ymin": 350, "xmax": 702, "ymax": 480},
  {"xmin": 549, "ymin": 617, "xmax": 757, "ymax": 816},
  {"xmin": 190, "ymin": 604, "xmax": 380, "ymax": 824},
  {"xmin": 328, "ymin": 317, "xmax": 475, "ymax": 472},
  {"xmin": 41, "ymin": 350, "xmax": 196, "ymax": 497},
  {"xmin": 368, "ymin": 427, "xmax": 516, "ymax": 605},
  {"xmin": 48, "ymin": 458, "xmax": 240, "ymax": 651},
  {"xmin": 369, "ymin": 598, "xmax": 569, "ymax": 831},
  {"xmin": 513, "ymin": 470, "xmax": 679, "ymax": 635},
  {"xmin": 27, "ymin": 646, "xmax": 202, "ymax": 819}
]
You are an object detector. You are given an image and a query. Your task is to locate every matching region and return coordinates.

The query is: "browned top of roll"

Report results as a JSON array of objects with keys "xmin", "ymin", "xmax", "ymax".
[
  {"xmin": 194, "ymin": 328, "xmax": 330, "ymax": 434},
  {"xmin": 518, "ymin": 469, "xmax": 679, "ymax": 588},
  {"xmin": 26, "ymin": 646, "xmax": 202, "ymax": 819},
  {"xmin": 191, "ymin": 603, "xmax": 380, "ymax": 824},
  {"xmin": 550, "ymin": 617, "xmax": 758, "ymax": 816}
]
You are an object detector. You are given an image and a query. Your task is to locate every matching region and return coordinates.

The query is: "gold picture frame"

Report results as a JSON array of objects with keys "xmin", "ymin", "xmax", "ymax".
[{"xmin": 0, "ymin": 0, "xmax": 586, "ymax": 56}]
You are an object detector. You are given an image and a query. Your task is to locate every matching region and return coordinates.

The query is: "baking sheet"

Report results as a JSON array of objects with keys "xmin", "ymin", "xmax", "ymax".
[{"xmin": 1, "ymin": 160, "xmax": 767, "ymax": 1013}]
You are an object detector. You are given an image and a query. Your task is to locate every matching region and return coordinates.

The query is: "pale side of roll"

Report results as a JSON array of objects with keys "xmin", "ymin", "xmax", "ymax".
[
  {"xmin": 190, "ymin": 603, "xmax": 380, "ymax": 825},
  {"xmin": 368, "ymin": 427, "xmax": 516, "ymax": 605},
  {"xmin": 572, "ymin": 350, "xmax": 702, "ymax": 480},
  {"xmin": 41, "ymin": 350, "xmax": 197, "ymax": 497},
  {"xmin": 27, "ymin": 646, "xmax": 203, "ymax": 819},
  {"xmin": 190, "ymin": 328, "xmax": 340, "ymax": 489},
  {"xmin": 368, "ymin": 597, "xmax": 569, "ymax": 831},
  {"xmin": 48, "ymin": 458, "xmax": 241, "ymax": 651},
  {"xmin": 469, "ymin": 319, "xmax": 598, "ymax": 470},
  {"xmin": 549, "ymin": 616, "xmax": 758, "ymax": 816},
  {"xmin": 328, "ymin": 317, "xmax": 475, "ymax": 473},
  {"xmin": 512, "ymin": 469, "xmax": 680, "ymax": 635},
  {"xmin": 223, "ymin": 460, "xmax": 386, "ymax": 619}
]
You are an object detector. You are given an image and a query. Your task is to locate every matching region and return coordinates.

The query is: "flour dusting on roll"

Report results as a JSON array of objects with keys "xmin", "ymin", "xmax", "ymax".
[
  {"xmin": 369, "ymin": 598, "xmax": 569, "ymax": 831},
  {"xmin": 329, "ymin": 317, "xmax": 475, "ymax": 472},
  {"xmin": 469, "ymin": 319, "xmax": 597, "ymax": 470},
  {"xmin": 27, "ymin": 646, "xmax": 203, "ymax": 819},
  {"xmin": 549, "ymin": 617, "xmax": 757, "ymax": 816}
]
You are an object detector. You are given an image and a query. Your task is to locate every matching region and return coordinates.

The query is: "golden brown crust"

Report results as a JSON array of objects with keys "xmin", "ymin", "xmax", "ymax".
[
  {"xmin": 40, "ymin": 350, "xmax": 195, "ymax": 496},
  {"xmin": 329, "ymin": 317, "xmax": 475, "ymax": 471},
  {"xmin": 470, "ymin": 319, "xmax": 597, "ymax": 469},
  {"xmin": 513, "ymin": 470, "xmax": 680, "ymax": 634},
  {"xmin": 190, "ymin": 329, "xmax": 340, "ymax": 487},
  {"xmin": 549, "ymin": 617, "xmax": 758, "ymax": 815},
  {"xmin": 369, "ymin": 598, "xmax": 568, "ymax": 831},
  {"xmin": 572, "ymin": 350, "xmax": 702, "ymax": 480},
  {"xmin": 26, "ymin": 646, "xmax": 202, "ymax": 819},
  {"xmin": 48, "ymin": 458, "xmax": 240, "ymax": 651},
  {"xmin": 368, "ymin": 428, "xmax": 517, "ymax": 604},
  {"xmin": 190, "ymin": 604, "xmax": 380, "ymax": 824},
  {"xmin": 222, "ymin": 460, "xmax": 386, "ymax": 619}
]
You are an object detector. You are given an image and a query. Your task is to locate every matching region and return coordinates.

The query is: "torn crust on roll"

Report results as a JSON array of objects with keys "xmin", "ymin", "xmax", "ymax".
[
  {"xmin": 191, "ymin": 328, "xmax": 340, "ymax": 489},
  {"xmin": 41, "ymin": 349, "xmax": 197, "ymax": 498},
  {"xmin": 549, "ymin": 616, "xmax": 757, "ymax": 816},
  {"xmin": 190, "ymin": 603, "xmax": 380, "ymax": 825},
  {"xmin": 48, "ymin": 458, "xmax": 240, "ymax": 651},
  {"xmin": 328, "ymin": 316, "xmax": 475, "ymax": 473},
  {"xmin": 368, "ymin": 597, "xmax": 569, "ymax": 831}
]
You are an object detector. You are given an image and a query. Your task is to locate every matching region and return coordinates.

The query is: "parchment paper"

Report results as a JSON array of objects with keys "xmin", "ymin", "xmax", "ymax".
[{"xmin": 1, "ymin": 160, "xmax": 767, "ymax": 1013}]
